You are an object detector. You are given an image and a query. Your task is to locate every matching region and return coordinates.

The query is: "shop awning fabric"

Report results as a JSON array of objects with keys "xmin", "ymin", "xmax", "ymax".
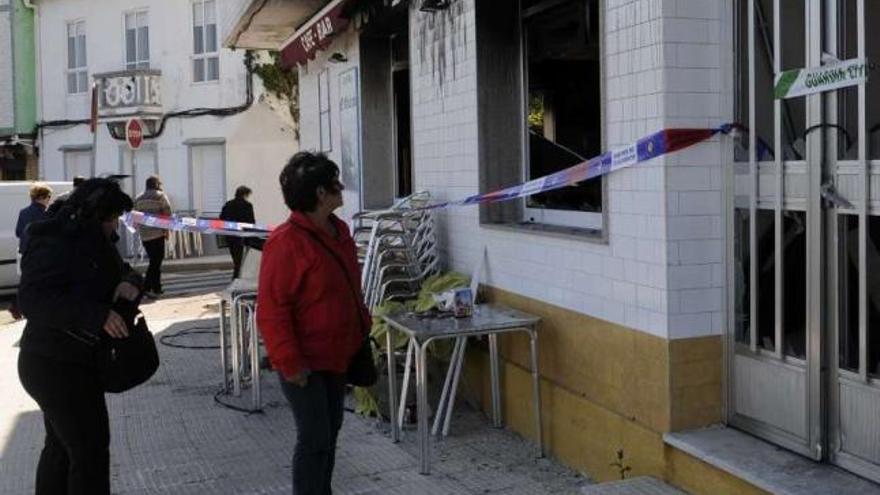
[
  {"xmin": 279, "ymin": 0, "xmax": 351, "ymax": 67},
  {"xmin": 225, "ymin": 0, "xmax": 353, "ymax": 68}
]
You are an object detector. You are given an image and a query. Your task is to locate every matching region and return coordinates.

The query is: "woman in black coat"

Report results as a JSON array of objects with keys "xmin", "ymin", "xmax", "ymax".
[{"xmin": 17, "ymin": 178, "xmax": 143, "ymax": 495}]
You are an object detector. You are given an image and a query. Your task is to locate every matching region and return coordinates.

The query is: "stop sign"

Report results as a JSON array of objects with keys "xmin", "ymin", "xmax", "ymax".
[{"xmin": 125, "ymin": 119, "xmax": 144, "ymax": 150}]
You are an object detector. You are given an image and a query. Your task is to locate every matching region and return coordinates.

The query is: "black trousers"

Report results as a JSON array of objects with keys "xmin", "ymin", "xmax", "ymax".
[
  {"xmin": 18, "ymin": 351, "xmax": 111, "ymax": 495},
  {"xmin": 279, "ymin": 371, "xmax": 346, "ymax": 495},
  {"xmin": 229, "ymin": 239, "xmax": 244, "ymax": 279},
  {"xmin": 142, "ymin": 237, "xmax": 165, "ymax": 293}
]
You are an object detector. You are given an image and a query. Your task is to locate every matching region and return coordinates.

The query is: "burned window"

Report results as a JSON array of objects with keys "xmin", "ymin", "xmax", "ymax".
[{"xmin": 522, "ymin": 0, "xmax": 601, "ymax": 229}]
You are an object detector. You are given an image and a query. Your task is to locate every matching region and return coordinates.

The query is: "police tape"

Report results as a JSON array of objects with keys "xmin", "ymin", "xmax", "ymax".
[
  {"xmin": 123, "ymin": 124, "xmax": 738, "ymax": 237},
  {"xmin": 122, "ymin": 210, "xmax": 272, "ymax": 238},
  {"xmin": 425, "ymin": 124, "xmax": 737, "ymax": 209}
]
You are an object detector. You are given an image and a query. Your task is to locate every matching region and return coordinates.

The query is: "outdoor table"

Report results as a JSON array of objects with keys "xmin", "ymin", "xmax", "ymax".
[{"xmin": 382, "ymin": 303, "xmax": 543, "ymax": 474}]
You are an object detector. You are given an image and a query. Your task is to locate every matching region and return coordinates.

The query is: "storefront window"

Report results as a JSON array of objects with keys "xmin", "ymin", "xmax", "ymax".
[
  {"xmin": 840, "ymin": 214, "xmax": 860, "ymax": 372},
  {"xmin": 837, "ymin": 0, "xmax": 859, "ymax": 160},
  {"xmin": 753, "ymin": 0, "xmax": 775, "ymax": 162},
  {"xmin": 522, "ymin": 0, "xmax": 602, "ymax": 229},
  {"xmin": 734, "ymin": 208, "xmax": 751, "ymax": 345},
  {"xmin": 756, "ymin": 209, "xmax": 775, "ymax": 352},
  {"xmin": 779, "ymin": 1, "xmax": 806, "ymax": 161},
  {"xmin": 734, "ymin": 0, "xmax": 750, "ymax": 162},
  {"xmin": 868, "ymin": 0, "xmax": 880, "ymax": 160}
]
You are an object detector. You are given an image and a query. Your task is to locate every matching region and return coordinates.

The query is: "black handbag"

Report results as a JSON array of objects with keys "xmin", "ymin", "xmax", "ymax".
[
  {"xmin": 96, "ymin": 300, "xmax": 160, "ymax": 393},
  {"xmin": 296, "ymin": 225, "xmax": 378, "ymax": 387}
]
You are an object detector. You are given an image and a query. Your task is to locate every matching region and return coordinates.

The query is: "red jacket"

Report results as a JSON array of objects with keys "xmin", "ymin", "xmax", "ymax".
[{"xmin": 256, "ymin": 212, "xmax": 370, "ymax": 379}]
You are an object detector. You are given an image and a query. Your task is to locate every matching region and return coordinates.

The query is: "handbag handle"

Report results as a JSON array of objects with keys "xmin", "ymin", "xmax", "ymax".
[{"xmin": 293, "ymin": 223, "xmax": 369, "ymax": 338}]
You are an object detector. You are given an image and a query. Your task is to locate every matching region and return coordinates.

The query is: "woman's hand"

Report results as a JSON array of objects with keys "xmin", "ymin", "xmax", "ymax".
[
  {"xmin": 113, "ymin": 281, "xmax": 140, "ymax": 302},
  {"xmin": 103, "ymin": 310, "xmax": 129, "ymax": 339},
  {"xmin": 285, "ymin": 371, "xmax": 308, "ymax": 387}
]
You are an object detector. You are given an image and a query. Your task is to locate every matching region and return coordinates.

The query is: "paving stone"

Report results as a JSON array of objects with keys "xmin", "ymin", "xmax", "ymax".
[
  {"xmin": 0, "ymin": 288, "xmax": 588, "ymax": 495},
  {"xmin": 580, "ymin": 477, "xmax": 687, "ymax": 495}
]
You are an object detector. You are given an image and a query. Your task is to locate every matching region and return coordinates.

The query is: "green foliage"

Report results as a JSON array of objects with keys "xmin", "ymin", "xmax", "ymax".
[
  {"xmin": 249, "ymin": 51, "xmax": 300, "ymax": 136},
  {"xmin": 610, "ymin": 449, "xmax": 632, "ymax": 480},
  {"xmin": 528, "ymin": 93, "xmax": 545, "ymax": 134},
  {"xmin": 353, "ymin": 386, "xmax": 380, "ymax": 416},
  {"xmin": 353, "ymin": 272, "xmax": 471, "ymax": 416}
]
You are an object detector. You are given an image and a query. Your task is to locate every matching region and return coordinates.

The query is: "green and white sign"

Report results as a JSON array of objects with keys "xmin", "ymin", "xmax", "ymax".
[{"xmin": 775, "ymin": 58, "xmax": 870, "ymax": 99}]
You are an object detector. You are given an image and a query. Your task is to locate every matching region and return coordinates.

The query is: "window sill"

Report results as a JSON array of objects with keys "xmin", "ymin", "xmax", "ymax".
[{"xmin": 481, "ymin": 220, "xmax": 607, "ymax": 244}]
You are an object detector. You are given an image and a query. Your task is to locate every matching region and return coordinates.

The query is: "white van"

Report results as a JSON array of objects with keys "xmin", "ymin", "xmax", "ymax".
[{"xmin": 0, "ymin": 181, "xmax": 73, "ymax": 295}]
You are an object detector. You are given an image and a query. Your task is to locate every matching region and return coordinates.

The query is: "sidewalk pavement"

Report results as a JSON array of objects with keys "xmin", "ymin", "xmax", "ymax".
[{"xmin": 0, "ymin": 291, "xmax": 590, "ymax": 494}]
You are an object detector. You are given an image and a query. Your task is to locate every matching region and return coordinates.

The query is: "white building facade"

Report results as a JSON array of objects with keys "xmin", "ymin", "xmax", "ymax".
[
  {"xmin": 232, "ymin": 0, "xmax": 880, "ymax": 492},
  {"xmin": 33, "ymin": 0, "xmax": 297, "ymax": 232}
]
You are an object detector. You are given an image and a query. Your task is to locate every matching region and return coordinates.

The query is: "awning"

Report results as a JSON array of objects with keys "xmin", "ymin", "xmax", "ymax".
[
  {"xmin": 225, "ymin": 0, "xmax": 353, "ymax": 68},
  {"xmin": 279, "ymin": 0, "xmax": 351, "ymax": 67},
  {"xmin": 224, "ymin": 0, "xmax": 332, "ymax": 51}
]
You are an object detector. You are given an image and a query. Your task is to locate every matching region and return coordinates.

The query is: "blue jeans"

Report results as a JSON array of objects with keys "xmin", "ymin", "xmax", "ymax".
[{"xmin": 279, "ymin": 371, "xmax": 346, "ymax": 495}]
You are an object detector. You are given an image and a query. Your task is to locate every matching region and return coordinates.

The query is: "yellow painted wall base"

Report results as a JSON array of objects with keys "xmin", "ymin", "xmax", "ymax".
[{"xmin": 456, "ymin": 287, "xmax": 768, "ymax": 494}]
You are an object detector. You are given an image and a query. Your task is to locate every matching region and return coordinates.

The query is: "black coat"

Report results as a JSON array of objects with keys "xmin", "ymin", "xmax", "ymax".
[
  {"xmin": 15, "ymin": 201, "xmax": 48, "ymax": 253},
  {"xmin": 18, "ymin": 212, "xmax": 142, "ymax": 366},
  {"xmin": 220, "ymin": 197, "xmax": 257, "ymax": 248}
]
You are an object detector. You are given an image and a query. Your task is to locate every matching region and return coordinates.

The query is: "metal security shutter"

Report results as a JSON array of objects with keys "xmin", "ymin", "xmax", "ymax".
[{"xmin": 190, "ymin": 144, "xmax": 225, "ymax": 217}]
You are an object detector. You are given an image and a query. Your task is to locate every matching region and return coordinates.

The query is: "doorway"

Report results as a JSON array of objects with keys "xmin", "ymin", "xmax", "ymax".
[{"xmin": 729, "ymin": 0, "xmax": 880, "ymax": 482}]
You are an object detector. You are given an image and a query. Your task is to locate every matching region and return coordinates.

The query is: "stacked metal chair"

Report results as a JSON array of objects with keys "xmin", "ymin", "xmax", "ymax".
[{"xmin": 356, "ymin": 192, "xmax": 439, "ymax": 310}]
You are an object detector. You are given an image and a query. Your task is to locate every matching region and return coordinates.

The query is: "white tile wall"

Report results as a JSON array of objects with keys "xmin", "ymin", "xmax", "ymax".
[
  {"xmin": 406, "ymin": 0, "xmax": 673, "ymax": 339},
  {"xmin": 290, "ymin": 0, "xmax": 732, "ymax": 341},
  {"xmin": 662, "ymin": 0, "xmax": 727, "ymax": 339}
]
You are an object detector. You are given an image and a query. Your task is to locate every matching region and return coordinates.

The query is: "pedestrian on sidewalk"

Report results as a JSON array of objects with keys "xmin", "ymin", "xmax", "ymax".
[
  {"xmin": 17, "ymin": 178, "xmax": 143, "ymax": 495},
  {"xmin": 220, "ymin": 185, "xmax": 255, "ymax": 279},
  {"xmin": 257, "ymin": 152, "xmax": 370, "ymax": 495},
  {"xmin": 134, "ymin": 176, "xmax": 172, "ymax": 299},
  {"xmin": 12, "ymin": 183, "xmax": 54, "ymax": 319}
]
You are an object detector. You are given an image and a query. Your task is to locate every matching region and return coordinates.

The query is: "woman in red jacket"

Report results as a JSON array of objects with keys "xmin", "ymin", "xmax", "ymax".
[{"xmin": 257, "ymin": 152, "xmax": 370, "ymax": 495}]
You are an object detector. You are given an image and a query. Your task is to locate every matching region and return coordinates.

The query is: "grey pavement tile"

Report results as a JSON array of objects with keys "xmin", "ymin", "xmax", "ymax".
[{"xmin": 0, "ymin": 291, "xmax": 588, "ymax": 495}]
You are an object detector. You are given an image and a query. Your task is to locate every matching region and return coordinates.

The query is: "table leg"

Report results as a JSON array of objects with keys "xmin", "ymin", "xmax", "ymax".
[
  {"xmin": 398, "ymin": 339, "xmax": 414, "ymax": 432},
  {"xmin": 231, "ymin": 298, "xmax": 241, "ymax": 397},
  {"xmin": 489, "ymin": 333, "xmax": 502, "ymax": 428},
  {"xmin": 433, "ymin": 337, "xmax": 463, "ymax": 436},
  {"xmin": 249, "ymin": 305, "xmax": 261, "ymax": 411},
  {"xmin": 415, "ymin": 341, "xmax": 431, "ymax": 474},
  {"xmin": 386, "ymin": 327, "xmax": 400, "ymax": 443},
  {"xmin": 443, "ymin": 337, "xmax": 468, "ymax": 437},
  {"xmin": 529, "ymin": 328, "xmax": 544, "ymax": 458},
  {"xmin": 219, "ymin": 299, "xmax": 229, "ymax": 392}
]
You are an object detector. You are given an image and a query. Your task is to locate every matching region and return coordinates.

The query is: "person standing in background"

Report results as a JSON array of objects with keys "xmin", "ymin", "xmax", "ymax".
[
  {"xmin": 220, "ymin": 186, "xmax": 255, "ymax": 279},
  {"xmin": 16, "ymin": 183, "xmax": 54, "ymax": 257},
  {"xmin": 134, "ymin": 176, "xmax": 172, "ymax": 299},
  {"xmin": 12, "ymin": 183, "xmax": 54, "ymax": 319},
  {"xmin": 52, "ymin": 176, "xmax": 85, "ymax": 204}
]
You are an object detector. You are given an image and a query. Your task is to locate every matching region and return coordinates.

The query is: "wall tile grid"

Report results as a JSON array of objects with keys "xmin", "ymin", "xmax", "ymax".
[
  {"xmin": 661, "ymin": 0, "xmax": 726, "ymax": 339},
  {"xmin": 408, "ymin": 0, "xmax": 709, "ymax": 339}
]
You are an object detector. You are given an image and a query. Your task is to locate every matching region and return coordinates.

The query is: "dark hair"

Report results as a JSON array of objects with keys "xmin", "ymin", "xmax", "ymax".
[
  {"xmin": 279, "ymin": 152, "xmax": 342, "ymax": 212},
  {"xmin": 72, "ymin": 176, "xmax": 86, "ymax": 187},
  {"xmin": 146, "ymin": 175, "xmax": 162, "ymax": 190},
  {"xmin": 65, "ymin": 178, "xmax": 133, "ymax": 223},
  {"xmin": 235, "ymin": 185, "xmax": 252, "ymax": 200}
]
